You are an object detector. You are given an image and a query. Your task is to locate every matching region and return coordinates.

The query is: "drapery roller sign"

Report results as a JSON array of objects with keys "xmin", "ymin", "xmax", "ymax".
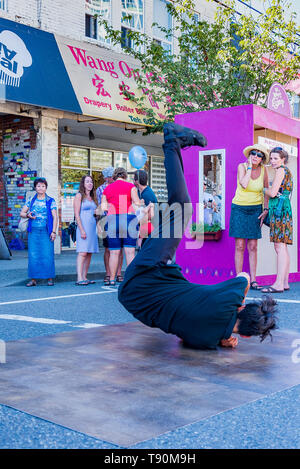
[{"xmin": 55, "ymin": 36, "xmax": 167, "ymax": 125}]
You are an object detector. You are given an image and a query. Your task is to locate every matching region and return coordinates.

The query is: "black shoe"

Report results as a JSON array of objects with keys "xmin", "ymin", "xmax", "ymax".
[{"xmin": 163, "ymin": 122, "xmax": 207, "ymax": 148}]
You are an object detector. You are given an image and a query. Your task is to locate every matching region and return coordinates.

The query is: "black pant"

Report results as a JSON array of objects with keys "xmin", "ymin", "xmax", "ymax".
[{"xmin": 132, "ymin": 139, "xmax": 192, "ymax": 268}]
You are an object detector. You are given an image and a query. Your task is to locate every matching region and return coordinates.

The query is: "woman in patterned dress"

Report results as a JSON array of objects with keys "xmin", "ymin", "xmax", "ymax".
[{"xmin": 261, "ymin": 148, "xmax": 293, "ymax": 293}]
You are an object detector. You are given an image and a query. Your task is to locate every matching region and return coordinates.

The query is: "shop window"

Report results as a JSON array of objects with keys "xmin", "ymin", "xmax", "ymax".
[
  {"xmin": 121, "ymin": 0, "xmax": 144, "ymax": 51},
  {"xmin": 114, "ymin": 151, "xmax": 136, "ymax": 182},
  {"xmin": 150, "ymin": 156, "xmax": 168, "ymax": 202},
  {"xmin": 152, "ymin": 0, "xmax": 173, "ymax": 54},
  {"xmin": 199, "ymin": 150, "xmax": 225, "ymax": 229},
  {"xmin": 61, "ymin": 147, "xmax": 89, "ymax": 168},
  {"xmin": 85, "ymin": 0, "xmax": 111, "ymax": 43},
  {"xmin": 91, "ymin": 149, "xmax": 113, "ymax": 169}
]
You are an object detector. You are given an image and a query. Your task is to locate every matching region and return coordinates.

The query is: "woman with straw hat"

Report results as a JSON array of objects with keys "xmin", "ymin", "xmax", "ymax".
[{"xmin": 229, "ymin": 143, "xmax": 270, "ymax": 290}]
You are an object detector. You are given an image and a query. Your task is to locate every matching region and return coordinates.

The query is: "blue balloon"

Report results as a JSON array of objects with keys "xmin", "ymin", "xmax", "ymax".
[{"xmin": 128, "ymin": 146, "xmax": 147, "ymax": 169}]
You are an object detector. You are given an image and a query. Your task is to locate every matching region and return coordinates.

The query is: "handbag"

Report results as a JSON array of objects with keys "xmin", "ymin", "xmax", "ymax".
[
  {"xmin": 263, "ymin": 193, "xmax": 287, "ymax": 228},
  {"xmin": 263, "ymin": 212, "xmax": 270, "ymax": 227},
  {"xmin": 68, "ymin": 217, "xmax": 77, "ymax": 242},
  {"xmin": 18, "ymin": 217, "xmax": 29, "ymax": 232}
]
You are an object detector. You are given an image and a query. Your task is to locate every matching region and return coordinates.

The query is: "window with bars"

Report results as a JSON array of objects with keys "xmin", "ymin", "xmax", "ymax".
[
  {"xmin": 85, "ymin": 0, "xmax": 111, "ymax": 43},
  {"xmin": 121, "ymin": 0, "xmax": 144, "ymax": 51},
  {"xmin": 152, "ymin": 0, "xmax": 173, "ymax": 54}
]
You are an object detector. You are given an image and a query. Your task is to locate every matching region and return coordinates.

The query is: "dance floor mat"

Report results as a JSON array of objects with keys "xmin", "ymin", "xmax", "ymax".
[{"xmin": 0, "ymin": 322, "xmax": 299, "ymax": 447}]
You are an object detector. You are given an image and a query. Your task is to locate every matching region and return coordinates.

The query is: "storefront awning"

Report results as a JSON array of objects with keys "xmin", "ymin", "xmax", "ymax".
[
  {"xmin": 0, "ymin": 17, "xmax": 165, "ymax": 125},
  {"xmin": 0, "ymin": 17, "xmax": 81, "ymax": 114}
]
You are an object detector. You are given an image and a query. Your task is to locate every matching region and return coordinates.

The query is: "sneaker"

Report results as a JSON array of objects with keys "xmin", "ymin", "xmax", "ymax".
[{"xmin": 163, "ymin": 122, "xmax": 207, "ymax": 148}]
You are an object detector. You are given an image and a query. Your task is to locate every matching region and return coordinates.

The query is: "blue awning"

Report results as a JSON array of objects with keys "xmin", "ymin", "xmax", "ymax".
[{"xmin": 0, "ymin": 17, "xmax": 81, "ymax": 114}]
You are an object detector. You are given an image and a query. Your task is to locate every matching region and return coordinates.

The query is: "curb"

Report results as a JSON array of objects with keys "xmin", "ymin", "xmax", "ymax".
[{"xmin": 2, "ymin": 270, "xmax": 109, "ymax": 287}]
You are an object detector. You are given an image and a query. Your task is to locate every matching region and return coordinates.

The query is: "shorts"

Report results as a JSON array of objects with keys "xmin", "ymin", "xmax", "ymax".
[
  {"xmin": 105, "ymin": 214, "xmax": 139, "ymax": 250},
  {"xmin": 102, "ymin": 236, "xmax": 109, "ymax": 248}
]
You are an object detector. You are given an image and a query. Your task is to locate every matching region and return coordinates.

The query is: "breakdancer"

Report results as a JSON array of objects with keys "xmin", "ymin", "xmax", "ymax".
[{"xmin": 118, "ymin": 123, "xmax": 277, "ymax": 349}]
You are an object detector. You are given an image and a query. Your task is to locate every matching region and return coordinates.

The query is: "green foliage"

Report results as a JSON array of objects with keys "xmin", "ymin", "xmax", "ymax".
[
  {"xmin": 190, "ymin": 222, "xmax": 222, "ymax": 233},
  {"xmin": 99, "ymin": 0, "xmax": 300, "ymax": 133}
]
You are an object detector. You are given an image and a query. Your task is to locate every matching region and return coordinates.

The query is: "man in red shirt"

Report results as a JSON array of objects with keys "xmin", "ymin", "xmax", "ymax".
[
  {"xmin": 101, "ymin": 167, "xmax": 141, "ymax": 286},
  {"xmin": 96, "ymin": 166, "xmax": 124, "ymax": 285}
]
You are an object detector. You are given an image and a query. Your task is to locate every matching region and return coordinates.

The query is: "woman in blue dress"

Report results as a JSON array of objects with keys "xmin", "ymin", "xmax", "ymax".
[
  {"xmin": 20, "ymin": 177, "xmax": 58, "ymax": 286},
  {"xmin": 74, "ymin": 175, "xmax": 99, "ymax": 285}
]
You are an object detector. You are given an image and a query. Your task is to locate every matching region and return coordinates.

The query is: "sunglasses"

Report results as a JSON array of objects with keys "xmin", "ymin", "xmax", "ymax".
[{"xmin": 249, "ymin": 150, "xmax": 264, "ymax": 158}]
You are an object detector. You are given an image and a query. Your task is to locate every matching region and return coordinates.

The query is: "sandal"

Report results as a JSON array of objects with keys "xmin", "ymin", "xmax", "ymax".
[
  {"xmin": 75, "ymin": 280, "xmax": 89, "ymax": 286},
  {"xmin": 86, "ymin": 280, "xmax": 96, "ymax": 284},
  {"xmin": 116, "ymin": 275, "xmax": 124, "ymax": 283},
  {"xmin": 250, "ymin": 281, "xmax": 262, "ymax": 291},
  {"xmin": 260, "ymin": 286, "xmax": 283, "ymax": 293},
  {"xmin": 26, "ymin": 280, "xmax": 37, "ymax": 287},
  {"xmin": 103, "ymin": 275, "xmax": 110, "ymax": 286}
]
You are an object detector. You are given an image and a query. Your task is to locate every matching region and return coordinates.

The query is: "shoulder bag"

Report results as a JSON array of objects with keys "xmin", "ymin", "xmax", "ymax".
[
  {"xmin": 18, "ymin": 216, "xmax": 29, "ymax": 232},
  {"xmin": 68, "ymin": 217, "xmax": 77, "ymax": 242}
]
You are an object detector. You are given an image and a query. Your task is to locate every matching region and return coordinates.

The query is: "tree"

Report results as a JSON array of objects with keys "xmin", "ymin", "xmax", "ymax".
[{"xmin": 99, "ymin": 0, "xmax": 300, "ymax": 132}]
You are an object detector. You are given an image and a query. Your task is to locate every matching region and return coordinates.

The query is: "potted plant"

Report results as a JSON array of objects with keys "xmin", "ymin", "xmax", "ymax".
[{"xmin": 190, "ymin": 222, "xmax": 223, "ymax": 241}]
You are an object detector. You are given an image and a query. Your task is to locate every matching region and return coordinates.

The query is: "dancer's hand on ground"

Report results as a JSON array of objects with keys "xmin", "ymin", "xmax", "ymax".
[{"xmin": 220, "ymin": 336, "xmax": 238, "ymax": 348}]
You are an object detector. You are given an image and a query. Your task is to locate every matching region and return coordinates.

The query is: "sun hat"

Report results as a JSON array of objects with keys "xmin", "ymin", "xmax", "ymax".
[
  {"xmin": 102, "ymin": 166, "xmax": 114, "ymax": 178},
  {"xmin": 243, "ymin": 144, "xmax": 270, "ymax": 164}
]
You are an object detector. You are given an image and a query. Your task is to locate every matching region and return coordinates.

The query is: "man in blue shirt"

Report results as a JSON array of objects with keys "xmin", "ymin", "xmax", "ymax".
[
  {"xmin": 134, "ymin": 170, "xmax": 158, "ymax": 247},
  {"xmin": 133, "ymin": 170, "xmax": 158, "ymax": 206}
]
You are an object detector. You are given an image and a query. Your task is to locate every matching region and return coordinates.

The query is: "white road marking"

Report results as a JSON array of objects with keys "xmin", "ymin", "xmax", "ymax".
[
  {"xmin": 73, "ymin": 323, "xmax": 105, "ymax": 329},
  {"xmin": 0, "ymin": 288, "xmax": 116, "ymax": 307},
  {"xmin": 0, "ymin": 314, "xmax": 71, "ymax": 324},
  {"xmin": 0, "ymin": 315, "xmax": 106, "ymax": 329}
]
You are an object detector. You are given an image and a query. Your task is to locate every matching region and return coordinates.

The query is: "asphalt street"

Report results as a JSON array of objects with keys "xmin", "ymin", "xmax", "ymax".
[{"xmin": 0, "ymin": 252, "xmax": 300, "ymax": 449}]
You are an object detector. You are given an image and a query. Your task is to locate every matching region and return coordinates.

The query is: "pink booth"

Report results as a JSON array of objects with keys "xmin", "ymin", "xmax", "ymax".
[{"xmin": 175, "ymin": 104, "xmax": 300, "ymax": 285}]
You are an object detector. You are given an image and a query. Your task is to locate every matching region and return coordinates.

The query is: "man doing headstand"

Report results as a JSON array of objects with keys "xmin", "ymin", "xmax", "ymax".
[{"xmin": 118, "ymin": 123, "xmax": 277, "ymax": 349}]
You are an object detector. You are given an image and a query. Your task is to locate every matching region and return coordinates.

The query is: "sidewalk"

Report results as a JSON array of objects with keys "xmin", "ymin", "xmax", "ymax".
[{"xmin": 0, "ymin": 248, "xmax": 108, "ymax": 287}]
